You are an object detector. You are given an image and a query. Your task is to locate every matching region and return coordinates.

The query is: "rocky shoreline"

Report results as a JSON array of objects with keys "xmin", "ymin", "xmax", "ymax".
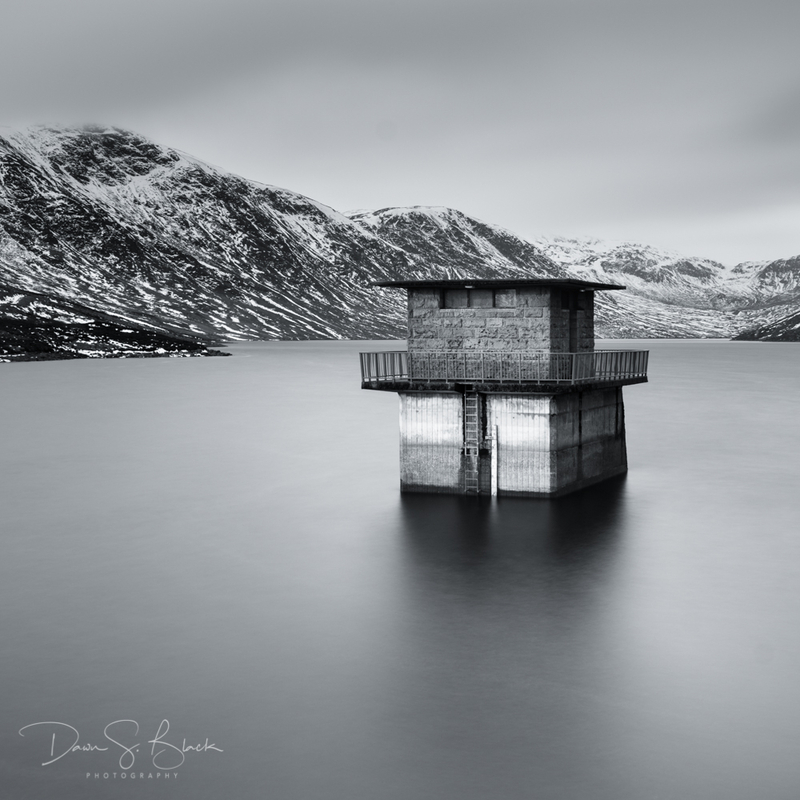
[
  {"xmin": 0, "ymin": 315, "xmax": 230, "ymax": 362},
  {"xmin": 0, "ymin": 349, "xmax": 230, "ymax": 363}
]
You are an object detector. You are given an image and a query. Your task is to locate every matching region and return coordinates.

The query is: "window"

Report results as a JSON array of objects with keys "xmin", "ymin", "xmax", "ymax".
[{"xmin": 443, "ymin": 288, "xmax": 516, "ymax": 309}]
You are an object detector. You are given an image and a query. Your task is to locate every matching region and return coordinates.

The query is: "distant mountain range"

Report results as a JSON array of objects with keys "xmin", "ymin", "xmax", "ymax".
[{"xmin": 1, "ymin": 125, "xmax": 798, "ymax": 358}]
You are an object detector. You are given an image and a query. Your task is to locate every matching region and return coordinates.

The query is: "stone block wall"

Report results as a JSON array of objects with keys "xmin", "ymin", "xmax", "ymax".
[
  {"xmin": 548, "ymin": 290, "xmax": 594, "ymax": 353},
  {"xmin": 407, "ymin": 287, "xmax": 594, "ymax": 353},
  {"xmin": 577, "ymin": 292, "xmax": 594, "ymax": 351}
]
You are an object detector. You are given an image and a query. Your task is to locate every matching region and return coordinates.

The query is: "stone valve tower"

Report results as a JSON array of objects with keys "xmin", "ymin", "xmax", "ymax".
[{"xmin": 360, "ymin": 279, "xmax": 648, "ymax": 497}]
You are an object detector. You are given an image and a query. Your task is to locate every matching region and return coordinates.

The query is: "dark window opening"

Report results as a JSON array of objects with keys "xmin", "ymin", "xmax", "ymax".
[
  {"xmin": 561, "ymin": 290, "xmax": 588, "ymax": 311},
  {"xmin": 442, "ymin": 288, "xmax": 517, "ymax": 308}
]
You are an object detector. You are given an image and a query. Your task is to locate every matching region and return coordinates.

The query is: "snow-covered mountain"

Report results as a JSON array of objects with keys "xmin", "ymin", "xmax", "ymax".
[
  {"xmin": 1, "ymin": 125, "xmax": 798, "ymax": 357},
  {"xmin": 525, "ymin": 237, "xmax": 800, "ymax": 336},
  {"xmin": 352, "ymin": 208, "xmax": 800, "ymax": 339},
  {"xmin": 0, "ymin": 125, "xmax": 419, "ymax": 345}
]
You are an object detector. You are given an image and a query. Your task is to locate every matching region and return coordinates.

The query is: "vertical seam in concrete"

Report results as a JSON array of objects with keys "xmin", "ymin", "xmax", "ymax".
[{"xmin": 578, "ymin": 390, "xmax": 584, "ymax": 484}]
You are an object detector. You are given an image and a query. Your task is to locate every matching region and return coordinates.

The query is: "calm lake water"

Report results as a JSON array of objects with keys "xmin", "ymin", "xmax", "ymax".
[{"xmin": 1, "ymin": 340, "xmax": 800, "ymax": 799}]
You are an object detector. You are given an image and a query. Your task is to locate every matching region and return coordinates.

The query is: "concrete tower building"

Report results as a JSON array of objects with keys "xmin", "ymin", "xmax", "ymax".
[{"xmin": 360, "ymin": 279, "xmax": 648, "ymax": 497}]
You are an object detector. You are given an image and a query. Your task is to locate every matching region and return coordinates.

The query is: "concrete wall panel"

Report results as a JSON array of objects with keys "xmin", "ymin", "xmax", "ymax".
[
  {"xmin": 398, "ymin": 387, "xmax": 628, "ymax": 497},
  {"xmin": 487, "ymin": 395, "xmax": 553, "ymax": 494},
  {"xmin": 399, "ymin": 392, "xmax": 463, "ymax": 492}
]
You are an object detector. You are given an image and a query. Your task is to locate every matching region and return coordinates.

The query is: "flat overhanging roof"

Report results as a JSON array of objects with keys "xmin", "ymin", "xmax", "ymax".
[{"xmin": 372, "ymin": 278, "xmax": 626, "ymax": 291}]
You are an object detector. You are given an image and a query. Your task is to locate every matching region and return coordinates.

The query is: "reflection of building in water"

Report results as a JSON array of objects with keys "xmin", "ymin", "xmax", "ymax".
[{"xmin": 360, "ymin": 279, "xmax": 648, "ymax": 497}]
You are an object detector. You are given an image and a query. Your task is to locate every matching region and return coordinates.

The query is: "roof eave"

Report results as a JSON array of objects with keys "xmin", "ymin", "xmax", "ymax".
[{"xmin": 371, "ymin": 278, "xmax": 626, "ymax": 292}]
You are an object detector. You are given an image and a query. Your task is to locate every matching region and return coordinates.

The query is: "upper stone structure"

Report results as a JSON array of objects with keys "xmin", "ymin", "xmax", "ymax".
[{"xmin": 374, "ymin": 278, "xmax": 625, "ymax": 354}]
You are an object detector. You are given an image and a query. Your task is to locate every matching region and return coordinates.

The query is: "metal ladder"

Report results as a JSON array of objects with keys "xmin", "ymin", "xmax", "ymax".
[{"xmin": 463, "ymin": 393, "xmax": 481, "ymax": 493}]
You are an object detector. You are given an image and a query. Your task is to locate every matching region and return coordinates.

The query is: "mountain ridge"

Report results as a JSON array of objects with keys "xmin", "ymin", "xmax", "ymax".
[{"xmin": 1, "ymin": 124, "xmax": 798, "ymax": 356}]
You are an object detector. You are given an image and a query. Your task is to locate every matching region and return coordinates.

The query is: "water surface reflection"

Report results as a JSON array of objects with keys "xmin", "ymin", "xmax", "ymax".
[
  {"xmin": 398, "ymin": 476, "xmax": 627, "ymax": 597},
  {"xmin": 2, "ymin": 341, "xmax": 800, "ymax": 800}
]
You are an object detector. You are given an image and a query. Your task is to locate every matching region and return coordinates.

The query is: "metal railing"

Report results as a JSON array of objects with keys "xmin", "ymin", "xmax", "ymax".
[
  {"xmin": 359, "ymin": 350, "xmax": 409, "ymax": 382},
  {"xmin": 360, "ymin": 350, "xmax": 648, "ymax": 385}
]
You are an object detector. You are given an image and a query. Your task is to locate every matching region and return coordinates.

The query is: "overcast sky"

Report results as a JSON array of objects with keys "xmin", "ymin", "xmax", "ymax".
[{"xmin": 2, "ymin": 0, "xmax": 798, "ymax": 264}]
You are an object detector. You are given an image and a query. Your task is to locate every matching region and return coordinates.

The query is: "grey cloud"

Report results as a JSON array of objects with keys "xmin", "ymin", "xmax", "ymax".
[
  {"xmin": 1, "ymin": 0, "xmax": 799, "ymax": 262},
  {"xmin": 740, "ymin": 85, "xmax": 800, "ymax": 148}
]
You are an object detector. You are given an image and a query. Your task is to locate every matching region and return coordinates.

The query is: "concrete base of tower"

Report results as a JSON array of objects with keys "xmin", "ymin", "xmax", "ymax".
[{"xmin": 398, "ymin": 388, "xmax": 628, "ymax": 497}]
